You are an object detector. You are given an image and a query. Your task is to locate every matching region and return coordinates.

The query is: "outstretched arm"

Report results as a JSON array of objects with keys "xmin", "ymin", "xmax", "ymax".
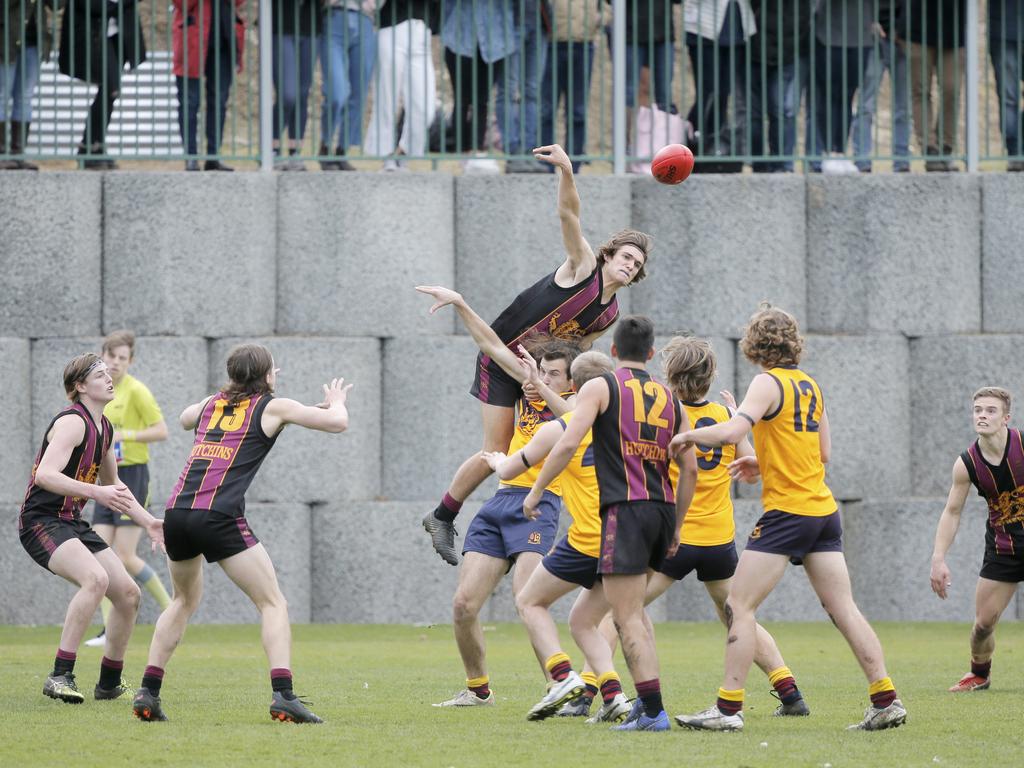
[
  {"xmin": 671, "ymin": 373, "xmax": 779, "ymax": 455},
  {"xmin": 930, "ymin": 457, "xmax": 972, "ymax": 599},
  {"xmin": 533, "ymin": 144, "xmax": 596, "ymax": 282},
  {"xmin": 262, "ymin": 378, "xmax": 354, "ymax": 435},
  {"xmin": 484, "ymin": 419, "xmax": 565, "ymax": 481}
]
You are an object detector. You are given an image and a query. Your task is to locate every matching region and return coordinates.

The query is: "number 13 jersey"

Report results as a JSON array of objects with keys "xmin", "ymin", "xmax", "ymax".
[
  {"xmin": 756, "ymin": 367, "xmax": 835, "ymax": 517},
  {"xmin": 166, "ymin": 393, "xmax": 278, "ymax": 516},
  {"xmin": 593, "ymin": 368, "xmax": 682, "ymax": 510}
]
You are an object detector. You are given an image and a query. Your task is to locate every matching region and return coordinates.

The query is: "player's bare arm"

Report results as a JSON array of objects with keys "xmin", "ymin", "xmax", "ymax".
[
  {"xmin": 115, "ymin": 419, "xmax": 169, "ymax": 445},
  {"xmin": 728, "ymin": 436, "xmax": 761, "ymax": 484},
  {"xmin": 98, "ymin": 447, "xmax": 164, "ymax": 550},
  {"xmin": 671, "ymin": 373, "xmax": 779, "ymax": 454},
  {"xmin": 818, "ymin": 406, "xmax": 832, "ymax": 464},
  {"xmin": 930, "ymin": 457, "xmax": 972, "ymax": 600},
  {"xmin": 484, "ymin": 419, "xmax": 565, "ymax": 481},
  {"xmin": 262, "ymin": 378, "xmax": 354, "ymax": 435},
  {"xmin": 523, "ymin": 377, "xmax": 607, "ymax": 518},
  {"xmin": 532, "ymin": 144, "xmax": 596, "ymax": 284},
  {"xmin": 179, "ymin": 396, "xmax": 214, "ymax": 431},
  {"xmin": 34, "ymin": 414, "xmax": 134, "ymax": 513},
  {"xmin": 671, "ymin": 411, "xmax": 698, "ymax": 559}
]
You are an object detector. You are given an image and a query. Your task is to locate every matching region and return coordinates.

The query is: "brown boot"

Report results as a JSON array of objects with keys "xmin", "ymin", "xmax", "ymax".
[
  {"xmin": 0, "ymin": 123, "xmax": 19, "ymax": 170},
  {"xmin": 10, "ymin": 121, "xmax": 38, "ymax": 170}
]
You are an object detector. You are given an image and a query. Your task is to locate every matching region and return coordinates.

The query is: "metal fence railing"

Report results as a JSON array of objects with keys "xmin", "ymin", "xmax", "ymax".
[{"xmin": 0, "ymin": 1, "xmax": 1020, "ymax": 172}]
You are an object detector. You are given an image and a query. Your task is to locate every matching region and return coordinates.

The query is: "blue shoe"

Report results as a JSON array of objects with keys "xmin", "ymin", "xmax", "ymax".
[
  {"xmin": 611, "ymin": 709, "xmax": 670, "ymax": 732},
  {"xmin": 620, "ymin": 697, "xmax": 643, "ymax": 725}
]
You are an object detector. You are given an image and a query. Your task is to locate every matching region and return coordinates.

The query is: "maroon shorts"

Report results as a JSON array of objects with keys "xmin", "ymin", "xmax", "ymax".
[
  {"xmin": 599, "ymin": 502, "xmax": 676, "ymax": 575},
  {"xmin": 745, "ymin": 509, "xmax": 842, "ymax": 564},
  {"xmin": 19, "ymin": 513, "xmax": 109, "ymax": 572},
  {"xmin": 469, "ymin": 351, "xmax": 522, "ymax": 408}
]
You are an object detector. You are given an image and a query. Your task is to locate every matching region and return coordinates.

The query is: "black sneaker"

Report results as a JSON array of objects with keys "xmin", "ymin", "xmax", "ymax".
[
  {"xmin": 43, "ymin": 672, "xmax": 85, "ymax": 704},
  {"xmin": 422, "ymin": 509, "xmax": 459, "ymax": 565},
  {"xmin": 133, "ymin": 687, "xmax": 169, "ymax": 721},
  {"xmin": 95, "ymin": 681, "xmax": 130, "ymax": 700},
  {"xmin": 270, "ymin": 692, "xmax": 323, "ymax": 723}
]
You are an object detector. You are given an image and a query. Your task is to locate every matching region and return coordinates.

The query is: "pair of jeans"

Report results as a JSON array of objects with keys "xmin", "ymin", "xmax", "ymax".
[
  {"xmin": 624, "ymin": 41, "xmax": 674, "ymax": 110},
  {"xmin": 989, "ymin": 35, "xmax": 1024, "ymax": 156},
  {"xmin": 746, "ymin": 58, "xmax": 803, "ymax": 172},
  {"xmin": 176, "ymin": 39, "xmax": 234, "ymax": 157},
  {"xmin": 540, "ymin": 40, "xmax": 594, "ymax": 172},
  {"xmin": 320, "ymin": 8, "xmax": 376, "ymax": 149},
  {"xmin": 685, "ymin": 33, "xmax": 746, "ymax": 152},
  {"xmin": 363, "ymin": 19, "xmax": 437, "ymax": 157},
  {"xmin": 0, "ymin": 46, "xmax": 41, "ymax": 122},
  {"xmin": 495, "ymin": 0, "xmax": 547, "ymax": 154},
  {"xmin": 852, "ymin": 37, "xmax": 911, "ymax": 171},
  {"xmin": 807, "ymin": 41, "xmax": 870, "ymax": 156},
  {"xmin": 82, "ymin": 36, "xmax": 123, "ymax": 149},
  {"xmin": 272, "ymin": 34, "xmax": 315, "ymax": 143}
]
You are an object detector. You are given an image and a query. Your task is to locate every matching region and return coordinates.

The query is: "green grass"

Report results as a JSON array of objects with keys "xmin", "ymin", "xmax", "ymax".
[{"xmin": 2, "ymin": 621, "xmax": 1023, "ymax": 767}]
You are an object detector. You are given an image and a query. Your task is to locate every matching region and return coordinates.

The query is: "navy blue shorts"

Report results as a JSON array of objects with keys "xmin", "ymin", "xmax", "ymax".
[
  {"xmin": 745, "ymin": 509, "xmax": 842, "ymax": 563},
  {"xmin": 543, "ymin": 535, "xmax": 600, "ymax": 589},
  {"xmin": 469, "ymin": 351, "xmax": 522, "ymax": 408},
  {"xmin": 658, "ymin": 541, "xmax": 738, "ymax": 582},
  {"xmin": 599, "ymin": 501, "xmax": 676, "ymax": 575},
  {"xmin": 463, "ymin": 487, "xmax": 560, "ymax": 562},
  {"xmin": 93, "ymin": 463, "xmax": 151, "ymax": 526}
]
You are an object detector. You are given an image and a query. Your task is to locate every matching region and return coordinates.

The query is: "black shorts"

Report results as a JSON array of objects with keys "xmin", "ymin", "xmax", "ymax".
[
  {"xmin": 19, "ymin": 513, "xmax": 109, "ymax": 572},
  {"xmin": 599, "ymin": 501, "xmax": 676, "ymax": 575},
  {"xmin": 543, "ymin": 535, "xmax": 600, "ymax": 589},
  {"xmin": 980, "ymin": 546, "xmax": 1024, "ymax": 583},
  {"xmin": 658, "ymin": 541, "xmax": 738, "ymax": 582},
  {"xmin": 164, "ymin": 507, "xmax": 260, "ymax": 563},
  {"xmin": 469, "ymin": 351, "xmax": 522, "ymax": 408},
  {"xmin": 93, "ymin": 463, "xmax": 151, "ymax": 527},
  {"xmin": 745, "ymin": 509, "xmax": 842, "ymax": 564}
]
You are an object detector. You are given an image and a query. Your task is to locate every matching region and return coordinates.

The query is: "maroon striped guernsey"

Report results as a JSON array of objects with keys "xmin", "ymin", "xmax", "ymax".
[
  {"xmin": 592, "ymin": 368, "xmax": 682, "ymax": 510},
  {"xmin": 166, "ymin": 393, "xmax": 278, "ymax": 516},
  {"xmin": 20, "ymin": 402, "xmax": 113, "ymax": 526},
  {"xmin": 961, "ymin": 428, "xmax": 1024, "ymax": 555}
]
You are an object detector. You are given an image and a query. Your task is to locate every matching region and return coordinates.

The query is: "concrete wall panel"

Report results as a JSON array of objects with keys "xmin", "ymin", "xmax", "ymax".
[
  {"xmin": 981, "ymin": 175, "xmax": 1024, "ymax": 332},
  {"xmin": 0, "ymin": 339, "xmax": 32, "ymax": 503}
]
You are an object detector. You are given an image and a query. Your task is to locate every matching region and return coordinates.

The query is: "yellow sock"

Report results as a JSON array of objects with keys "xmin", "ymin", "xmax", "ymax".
[
  {"xmin": 581, "ymin": 671, "xmax": 599, "ymax": 690},
  {"xmin": 597, "ymin": 671, "xmax": 620, "ymax": 688},
  {"xmin": 99, "ymin": 597, "xmax": 112, "ymax": 629},
  {"xmin": 869, "ymin": 677, "xmax": 895, "ymax": 696},
  {"xmin": 142, "ymin": 573, "xmax": 171, "ymax": 610},
  {"xmin": 466, "ymin": 675, "xmax": 490, "ymax": 696},
  {"xmin": 717, "ymin": 687, "xmax": 744, "ymax": 714},
  {"xmin": 544, "ymin": 652, "xmax": 572, "ymax": 676},
  {"xmin": 768, "ymin": 666, "xmax": 793, "ymax": 687}
]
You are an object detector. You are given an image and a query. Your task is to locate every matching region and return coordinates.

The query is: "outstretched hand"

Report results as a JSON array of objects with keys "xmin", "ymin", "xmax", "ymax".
[
  {"xmin": 533, "ymin": 144, "xmax": 572, "ymax": 173},
  {"xmin": 415, "ymin": 285, "xmax": 463, "ymax": 314},
  {"xmin": 317, "ymin": 378, "xmax": 354, "ymax": 408},
  {"xmin": 719, "ymin": 390, "xmax": 738, "ymax": 410},
  {"xmin": 516, "ymin": 344, "xmax": 540, "ymax": 385}
]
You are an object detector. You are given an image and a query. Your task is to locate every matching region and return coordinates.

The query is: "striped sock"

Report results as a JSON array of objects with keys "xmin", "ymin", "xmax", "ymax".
[
  {"xmin": 545, "ymin": 652, "xmax": 572, "ymax": 683},
  {"xmin": 636, "ymin": 678, "xmax": 663, "ymax": 718},
  {"xmin": 99, "ymin": 656, "xmax": 123, "ymax": 689},
  {"xmin": 435, "ymin": 493, "xmax": 463, "ymax": 522},
  {"xmin": 717, "ymin": 687, "xmax": 744, "ymax": 715},
  {"xmin": 53, "ymin": 648, "xmax": 76, "ymax": 677},
  {"xmin": 869, "ymin": 677, "xmax": 897, "ymax": 709},
  {"xmin": 597, "ymin": 671, "xmax": 622, "ymax": 704},
  {"xmin": 271, "ymin": 667, "xmax": 295, "ymax": 700},
  {"xmin": 971, "ymin": 659, "xmax": 991, "ymax": 679},
  {"xmin": 768, "ymin": 665, "xmax": 801, "ymax": 705},
  {"xmin": 581, "ymin": 671, "xmax": 599, "ymax": 702},
  {"xmin": 467, "ymin": 675, "xmax": 490, "ymax": 699},
  {"xmin": 141, "ymin": 665, "xmax": 164, "ymax": 696}
]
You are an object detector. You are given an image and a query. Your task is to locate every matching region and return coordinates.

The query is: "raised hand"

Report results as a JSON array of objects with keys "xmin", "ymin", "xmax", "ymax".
[
  {"xmin": 516, "ymin": 344, "xmax": 540, "ymax": 385},
  {"xmin": 318, "ymin": 378, "xmax": 354, "ymax": 408},
  {"xmin": 719, "ymin": 389, "xmax": 738, "ymax": 410},
  {"xmin": 415, "ymin": 285, "xmax": 463, "ymax": 314},
  {"xmin": 532, "ymin": 144, "xmax": 572, "ymax": 173}
]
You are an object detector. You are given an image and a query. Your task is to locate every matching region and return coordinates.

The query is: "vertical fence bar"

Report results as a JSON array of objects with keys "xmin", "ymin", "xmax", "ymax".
[
  {"xmin": 260, "ymin": 0, "xmax": 273, "ymax": 170},
  {"xmin": 611, "ymin": 0, "xmax": 625, "ymax": 174},
  {"xmin": 965, "ymin": 0, "xmax": 979, "ymax": 172}
]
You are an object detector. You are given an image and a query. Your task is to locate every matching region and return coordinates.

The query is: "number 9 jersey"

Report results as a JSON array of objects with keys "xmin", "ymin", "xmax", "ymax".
[
  {"xmin": 756, "ymin": 367, "xmax": 836, "ymax": 517},
  {"xmin": 165, "ymin": 393, "xmax": 279, "ymax": 516}
]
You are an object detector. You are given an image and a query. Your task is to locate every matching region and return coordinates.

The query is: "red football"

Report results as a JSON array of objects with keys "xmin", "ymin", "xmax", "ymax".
[{"xmin": 651, "ymin": 143, "xmax": 695, "ymax": 185}]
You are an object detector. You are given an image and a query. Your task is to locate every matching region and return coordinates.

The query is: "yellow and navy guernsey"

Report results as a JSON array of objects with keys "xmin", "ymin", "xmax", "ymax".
[
  {"xmin": 755, "ymin": 366, "xmax": 836, "ymax": 516},
  {"xmin": 503, "ymin": 393, "xmax": 571, "ymax": 496},
  {"xmin": 668, "ymin": 400, "xmax": 737, "ymax": 546},
  {"xmin": 104, "ymin": 373, "xmax": 163, "ymax": 465},
  {"xmin": 555, "ymin": 411, "xmax": 601, "ymax": 558},
  {"xmin": 166, "ymin": 393, "xmax": 278, "ymax": 516},
  {"xmin": 960, "ymin": 428, "xmax": 1024, "ymax": 556},
  {"xmin": 20, "ymin": 402, "xmax": 113, "ymax": 525},
  {"xmin": 592, "ymin": 368, "xmax": 682, "ymax": 509}
]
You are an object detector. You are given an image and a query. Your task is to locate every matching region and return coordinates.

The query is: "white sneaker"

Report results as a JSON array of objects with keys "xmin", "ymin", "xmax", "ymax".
[
  {"xmin": 432, "ymin": 689, "xmax": 495, "ymax": 707},
  {"xmin": 675, "ymin": 704, "xmax": 744, "ymax": 731},
  {"xmin": 821, "ymin": 155, "xmax": 860, "ymax": 175},
  {"xmin": 381, "ymin": 157, "xmax": 408, "ymax": 172},
  {"xmin": 84, "ymin": 631, "xmax": 105, "ymax": 648},
  {"xmin": 847, "ymin": 698, "xmax": 907, "ymax": 731},
  {"xmin": 463, "ymin": 154, "xmax": 501, "ymax": 175},
  {"xmin": 586, "ymin": 693, "xmax": 631, "ymax": 724},
  {"xmin": 526, "ymin": 670, "xmax": 585, "ymax": 721}
]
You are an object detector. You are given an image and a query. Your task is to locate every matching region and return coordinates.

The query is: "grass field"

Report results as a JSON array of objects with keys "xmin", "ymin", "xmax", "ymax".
[{"xmin": 2, "ymin": 621, "xmax": 1023, "ymax": 767}]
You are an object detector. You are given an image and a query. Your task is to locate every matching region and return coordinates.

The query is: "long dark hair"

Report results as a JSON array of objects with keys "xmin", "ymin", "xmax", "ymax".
[{"xmin": 222, "ymin": 344, "xmax": 274, "ymax": 405}]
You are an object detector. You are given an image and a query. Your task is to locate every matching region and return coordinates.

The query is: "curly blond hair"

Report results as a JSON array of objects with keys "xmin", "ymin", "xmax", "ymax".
[
  {"xmin": 661, "ymin": 336, "xmax": 717, "ymax": 402},
  {"xmin": 739, "ymin": 303, "xmax": 804, "ymax": 369}
]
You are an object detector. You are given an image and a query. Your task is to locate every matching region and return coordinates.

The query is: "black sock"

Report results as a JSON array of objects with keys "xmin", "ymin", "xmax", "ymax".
[
  {"xmin": 271, "ymin": 668, "xmax": 296, "ymax": 700},
  {"xmin": 99, "ymin": 656, "xmax": 123, "ymax": 689},
  {"xmin": 52, "ymin": 648, "xmax": 76, "ymax": 677},
  {"xmin": 142, "ymin": 665, "xmax": 164, "ymax": 696}
]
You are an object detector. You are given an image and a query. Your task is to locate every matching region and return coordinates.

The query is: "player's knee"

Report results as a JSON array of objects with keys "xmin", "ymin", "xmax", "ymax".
[
  {"xmin": 452, "ymin": 592, "xmax": 479, "ymax": 623},
  {"xmin": 83, "ymin": 569, "xmax": 109, "ymax": 598},
  {"xmin": 119, "ymin": 581, "xmax": 142, "ymax": 612},
  {"xmin": 972, "ymin": 620, "xmax": 996, "ymax": 640}
]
